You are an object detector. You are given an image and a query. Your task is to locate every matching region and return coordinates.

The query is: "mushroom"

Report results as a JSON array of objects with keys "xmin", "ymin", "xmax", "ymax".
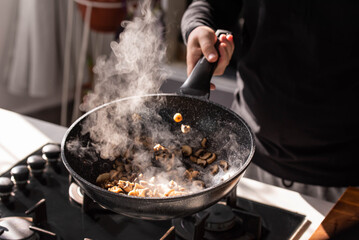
[
  {"xmin": 181, "ymin": 145, "xmax": 192, "ymax": 156},
  {"xmin": 96, "ymin": 173, "xmax": 110, "ymax": 184},
  {"xmin": 197, "ymin": 159, "xmax": 207, "ymax": 167},
  {"xmin": 189, "ymin": 156, "xmax": 198, "ymax": 163},
  {"xmin": 191, "ymin": 170, "xmax": 200, "ymax": 179},
  {"xmin": 209, "ymin": 164, "xmax": 219, "ymax": 175},
  {"xmin": 109, "ymin": 170, "xmax": 120, "ymax": 180},
  {"xmin": 118, "ymin": 180, "xmax": 134, "ymax": 193},
  {"xmin": 184, "ymin": 170, "xmax": 193, "ymax": 181},
  {"xmin": 206, "ymin": 153, "xmax": 217, "ymax": 164},
  {"xmin": 153, "ymin": 143, "xmax": 166, "ymax": 152},
  {"xmin": 201, "ymin": 138, "xmax": 208, "ymax": 148},
  {"xmin": 181, "ymin": 124, "xmax": 191, "ymax": 133},
  {"xmin": 219, "ymin": 160, "xmax": 229, "ymax": 170},
  {"xmin": 200, "ymin": 152, "xmax": 212, "ymax": 160},
  {"xmin": 194, "ymin": 149, "xmax": 205, "ymax": 157},
  {"xmin": 138, "ymin": 188, "xmax": 149, "ymax": 197},
  {"xmin": 108, "ymin": 186, "xmax": 123, "ymax": 193}
]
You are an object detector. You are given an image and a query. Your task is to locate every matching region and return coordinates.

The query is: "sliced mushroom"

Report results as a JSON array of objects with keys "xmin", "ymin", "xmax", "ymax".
[
  {"xmin": 197, "ymin": 159, "xmax": 207, "ymax": 167},
  {"xmin": 209, "ymin": 164, "xmax": 219, "ymax": 175},
  {"xmin": 194, "ymin": 149, "xmax": 205, "ymax": 157},
  {"xmin": 108, "ymin": 186, "xmax": 123, "ymax": 193},
  {"xmin": 138, "ymin": 188, "xmax": 149, "ymax": 197},
  {"xmin": 206, "ymin": 153, "xmax": 217, "ymax": 164},
  {"xmin": 153, "ymin": 143, "xmax": 166, "ymax": 152},
  {"xmin": 96, "ymin": 173, "xmax": 110, "ymax": 184},
  {"xmin": 109, "ymin": 170, "xmax": 120, "ymax": 180},
  {"xmin": 118, "ymin": 180, "xmax": 134, "ymax": 193},
  {"xmin": 128, "ymin": 189, "xmax": 138, "ymax": 196},
  {"xmin": 134, "ymin": 183, "xmax": 145, "ymax": 190},
  {"xmin": 200, "ymin": 152, "xmax": 212, "ymax": 160},
  {"xmin": 181, "ymin": 124, "xmax": 191, "ymax": 133},
  {"xmin": 189, "ymin": 156, "xmax": 198, "ymax": 163},
  {"xmin": 104, "ymin": 182, "xmax": 115, "ymax": 189},
  {"xmin": 181, "ymin": 145, "xmax": 192, "ymax": 156},
  {"xmin": 219, "ymin": 160, "xmax": 229, "ymax": 170},
  {"xmin": 201, "ymin": 138, "xmax": 208, "ymax": 148},
  {"xmin": 183, "ymin": 170, "xmax": 193, "ymax": 181},
  {"xmin": 191, "ymin": 170, "xmax": 200, "ymax": 179}
]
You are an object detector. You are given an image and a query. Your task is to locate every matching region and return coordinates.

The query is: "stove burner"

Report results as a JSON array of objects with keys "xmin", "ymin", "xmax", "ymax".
[
  {"xmin": 173, "ymin": 203, "xmax": 258, "ymax": 240},
  {"xmin": 203, "ymin": 204, "xmax": 236, "ymax": 232},
  {"xmin": 0, "ymin": 217, "xmax": 37, "ymax": 240},
  {"xmin": 69, "ymin": 182, "xmax": 84, "ymax": 205}
]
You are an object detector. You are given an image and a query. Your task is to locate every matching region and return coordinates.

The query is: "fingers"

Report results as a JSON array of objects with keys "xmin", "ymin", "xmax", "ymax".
[
  {"xmin": 186, "ymin": 26, "xmax": 234, "ymax": 77},
  {"xmin": 210, "ymin": 83, "xmax": 216, "ymax": 90},
  {"xmin": 213, "ymin": 34, "xmax": 234, "ymax": 76},
  {"xmin": 186, "ymin": 26, "xmax": 217, "ymax": 75}
]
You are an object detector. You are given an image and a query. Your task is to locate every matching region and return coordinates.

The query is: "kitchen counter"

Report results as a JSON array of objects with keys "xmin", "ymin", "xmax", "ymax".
[{"xmin": 0, "ymin": 107, "xmax": 334, "ymax": 239}]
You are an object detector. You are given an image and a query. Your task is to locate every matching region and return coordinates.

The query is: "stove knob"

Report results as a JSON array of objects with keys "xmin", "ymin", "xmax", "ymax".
[
  {"xmin": 0, "ymin": 177, "xmax": 14, "ymax": 202},
  {"xmin": 42, "ymin": 144, "xmax": 60, "ymax": 160},
  {"xmin": 27, "ymin": 155, "xmax": 46, "ymax": 177},
  {"xmin": 10, "ymin": 165, "xmax": 29, "ymax": 189},
  {"xmin": 42, "ymin": 144, "xmax": 62, "ymax": 174}
]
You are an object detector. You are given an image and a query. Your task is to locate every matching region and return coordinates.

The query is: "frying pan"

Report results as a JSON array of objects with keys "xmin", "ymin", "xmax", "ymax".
[{"xmin": 61, "ymin": 30, "xmax": 255, "ymax": 220}]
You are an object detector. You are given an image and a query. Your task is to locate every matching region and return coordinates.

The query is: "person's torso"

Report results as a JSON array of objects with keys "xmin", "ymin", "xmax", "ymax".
[{"xmin": 237, "ymin": 0, "xmax": 359, "ymax": 185}]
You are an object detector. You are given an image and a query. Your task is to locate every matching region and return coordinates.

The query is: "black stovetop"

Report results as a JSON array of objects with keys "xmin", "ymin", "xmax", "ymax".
[{"xmin": 0, "ymin": 144, "xmax": 306, "ymax": 240}]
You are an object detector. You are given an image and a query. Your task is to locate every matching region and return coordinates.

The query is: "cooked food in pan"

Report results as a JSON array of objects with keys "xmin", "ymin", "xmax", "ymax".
[{"xmin": 96, "ymin": 136, "xmax": 229, "ymax": 198}]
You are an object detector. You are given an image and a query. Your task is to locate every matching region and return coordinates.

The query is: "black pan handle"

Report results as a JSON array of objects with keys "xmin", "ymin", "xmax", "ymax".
[{"xmin": 178, "ymin": 29, "xmax": 231, "ymax": 99}]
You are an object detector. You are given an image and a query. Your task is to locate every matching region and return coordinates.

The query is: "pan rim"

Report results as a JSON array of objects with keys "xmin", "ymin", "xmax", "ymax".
[{"xmin": 61, "ymin": 93, "xmax": 255, "ymax": 202}]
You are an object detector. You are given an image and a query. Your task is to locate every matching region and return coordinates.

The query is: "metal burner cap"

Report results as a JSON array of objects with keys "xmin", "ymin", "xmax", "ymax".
[
  {"xmin": 0, "ymin": 217, "xmax": 36, "ymax": 240},
  {"xmin": 204, "ymin": 204, "xmax": 236, "ymax": 232}
]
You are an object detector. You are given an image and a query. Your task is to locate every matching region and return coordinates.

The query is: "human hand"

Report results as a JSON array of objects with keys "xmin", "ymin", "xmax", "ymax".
[{"xmin": 186, "ymin": 26, "xmax": 234, "ymax": 90}]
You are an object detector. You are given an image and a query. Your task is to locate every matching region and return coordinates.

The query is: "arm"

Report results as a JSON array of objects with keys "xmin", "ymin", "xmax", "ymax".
[{"xmin": 181, "ymin": 0, "xmax": 242, "ymax": 77}]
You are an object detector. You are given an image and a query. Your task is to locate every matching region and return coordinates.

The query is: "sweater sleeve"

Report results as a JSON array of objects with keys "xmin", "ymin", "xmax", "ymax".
[{"xmin": 181, "ymin": 0, "xmax": 243, "ymax": 44}]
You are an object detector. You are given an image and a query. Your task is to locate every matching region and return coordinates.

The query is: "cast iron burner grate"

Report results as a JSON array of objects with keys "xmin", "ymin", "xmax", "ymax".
[{"xmin": 172, "ymin": 203, "xmax": 261, "ymax": 240}]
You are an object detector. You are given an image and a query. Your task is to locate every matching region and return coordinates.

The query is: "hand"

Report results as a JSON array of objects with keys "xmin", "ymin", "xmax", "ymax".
[{"xmin": 186, "ymin": 26, "xmax": 234, "ymax": 90}]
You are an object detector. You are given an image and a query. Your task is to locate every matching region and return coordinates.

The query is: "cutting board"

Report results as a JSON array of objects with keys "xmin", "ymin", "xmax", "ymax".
[{"xmin": 309, "ymin": 186, "xmax": 359, "ymax": 239}]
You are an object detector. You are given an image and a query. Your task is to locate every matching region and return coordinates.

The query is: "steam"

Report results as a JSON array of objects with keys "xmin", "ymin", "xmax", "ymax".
[
  {"xmin": 78, "ymin": 0, "xmax": 169, "ymax": 159},
  {"xmin": 80, "ymin": 0, "xmax": 168, "ymax": 112}
]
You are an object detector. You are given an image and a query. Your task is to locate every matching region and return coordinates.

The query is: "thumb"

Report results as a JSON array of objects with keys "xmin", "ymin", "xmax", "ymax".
[{"xmin": 199, "ymin": 35, "xmax": 218, "ymax": 63}]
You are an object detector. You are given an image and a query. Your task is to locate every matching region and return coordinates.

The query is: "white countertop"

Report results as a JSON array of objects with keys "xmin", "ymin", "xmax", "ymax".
[{"xmin": 0, "ymin": 107, "xmax": 334, "ymax": 239}]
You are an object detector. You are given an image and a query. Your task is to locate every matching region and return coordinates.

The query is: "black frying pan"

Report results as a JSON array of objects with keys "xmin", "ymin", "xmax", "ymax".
[{"xmin": 61, "ymin": 30, "xmax": 255, "ymax": 220}]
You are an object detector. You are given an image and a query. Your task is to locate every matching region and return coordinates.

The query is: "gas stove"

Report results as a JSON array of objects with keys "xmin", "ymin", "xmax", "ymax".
[{"xmin": 0, "ymin": 144, "xmax": 306, "ymax": 240}]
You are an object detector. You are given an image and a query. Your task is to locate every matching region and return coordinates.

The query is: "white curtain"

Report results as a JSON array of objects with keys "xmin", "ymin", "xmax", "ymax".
[{"xmin": 1, "ymin": 0, "xmax": 115, "ymax": 98}]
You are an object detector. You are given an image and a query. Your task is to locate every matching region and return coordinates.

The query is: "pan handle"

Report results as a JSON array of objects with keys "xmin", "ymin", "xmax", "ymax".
[{"xmin": 178, "ymin": 29, "xmax": 231, "ymax": 99}]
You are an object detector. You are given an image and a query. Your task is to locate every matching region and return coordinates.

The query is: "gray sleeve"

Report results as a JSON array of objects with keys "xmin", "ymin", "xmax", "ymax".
[{"xmin": 180, "ymin": 0, "xmax": 242, "ymax": 45}]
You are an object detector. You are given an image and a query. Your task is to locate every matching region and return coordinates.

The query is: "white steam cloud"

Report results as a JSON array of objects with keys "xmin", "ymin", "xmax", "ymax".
[{"xmin": 80, "ymin": 0, "xmax": 168, "ymax": 112}]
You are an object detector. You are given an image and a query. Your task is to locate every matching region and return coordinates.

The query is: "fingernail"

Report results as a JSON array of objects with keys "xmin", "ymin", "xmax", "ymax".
[{"xmin": 208, "ymin": 53, "xmax": 216, "ymax": 61}]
